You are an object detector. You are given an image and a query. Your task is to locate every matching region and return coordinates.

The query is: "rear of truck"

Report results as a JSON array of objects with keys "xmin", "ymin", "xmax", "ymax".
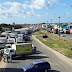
[{"xmin": 12, "ymin": 43, "xmax": 32, "ymax": 55}]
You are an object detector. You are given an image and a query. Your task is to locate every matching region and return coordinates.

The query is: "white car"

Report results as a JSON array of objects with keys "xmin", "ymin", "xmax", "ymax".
[
  {"xmin": 61, "ymin": 34, "xmax": 65, "ymax": 37},
  {"xmin": 32, "ymin": 44, "xmax": 36, "ymax": 52}
]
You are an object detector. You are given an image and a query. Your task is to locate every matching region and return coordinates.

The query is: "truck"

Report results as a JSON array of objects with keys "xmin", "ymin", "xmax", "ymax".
[
  {"xmin": 0, "ymin": 37, "xmax": 7, "ymax": 49},
  {"xmin": 7, "ymin": 38, "xmax": 15, "ymax": 44},
  {"xmin": 9, "ymin": 32, "xmax": 18, "ymax": 38},
  {"xmin": 4, "ymin": 43, "xmax": 32, "ymax": 57},
  {"xmin": 16, "ymin": 37, "xmax": 25, "ymax": 43}
]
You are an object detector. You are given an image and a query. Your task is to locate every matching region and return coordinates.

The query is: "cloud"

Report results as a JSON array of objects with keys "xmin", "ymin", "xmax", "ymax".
[
  {"xmin": 44, "ymin": 0, "xmax": 52, "ymax": 9},
  {"xmin": 23, "ymin": 4, "xmax": 28, "ymax": 9},
  {"xmin": 0, "ymin": 0, "xmax": 59, "ymax": 19},
  {"xmin": 51, "ymin": 0, "xmax": 59, "ymax": 3},
  {"xmin": 30, "ymin": 0, "xmax": 44, "ymax": 9},
  {"xmin": 37, "ymin": 14, "xmax": 41, "ymax": 17},
  {"xmin": 25, "ymin": 1, "xmax": 29, "ymax": 4},
  {"xmin": 0, "ymin": 3, "xmax": 8, "ymax": 19},
  {"xmin": 26, "ymin": 11, "xmax": 32, "ymax": 17},
  {"xmin": 29, "ymin": 0, "xmax": 53, "ymax": 10},
  {"xmin": 3, "ymin": 2, "xmax": 25, "ymax": 18},
  {"xmin": 25, "ymin": 10, "xmax": 41, "ymax": 18}
]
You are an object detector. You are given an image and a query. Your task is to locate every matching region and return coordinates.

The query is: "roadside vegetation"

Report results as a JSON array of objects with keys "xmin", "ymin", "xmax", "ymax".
[
  {"xmin": 34, "ymin": 30, "xmax": 72, "ymax": 58},
  {"xmin": 0, "ymin": 23, "xmax": 22, "ymax": 32}
]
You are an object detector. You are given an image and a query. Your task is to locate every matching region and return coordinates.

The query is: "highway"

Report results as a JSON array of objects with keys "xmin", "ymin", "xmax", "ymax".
[
  {"xmin": 2, "ymin": 35, "xmax": 72, "ymax": 72},
  {"xmin": 62, "ymin": 34, "xmax": 72, "ymax": 42}
]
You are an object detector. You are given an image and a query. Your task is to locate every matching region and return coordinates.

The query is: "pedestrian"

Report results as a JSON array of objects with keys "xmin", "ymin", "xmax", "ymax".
[
  {"xmin": 3, "ymin": 54, "xmax": 6, "ymax": 62},
  {"xmin": 6, "ymin": 55, "xmax": 9, "ymax": 63},
  {"xmin": 10, "ymin": 55, "xmax": 12, "ymax": 62}
]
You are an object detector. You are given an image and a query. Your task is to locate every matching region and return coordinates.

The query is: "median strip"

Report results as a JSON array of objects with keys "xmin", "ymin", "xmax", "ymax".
[{"xmin": 34, "ymin": 30, "xmax": 72, "ymax": 59}]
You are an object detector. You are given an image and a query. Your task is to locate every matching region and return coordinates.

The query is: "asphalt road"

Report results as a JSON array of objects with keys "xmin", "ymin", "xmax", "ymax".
[
  {"xmin": 1, "ymin": 35, "xmax": 72, "ymax": 72},
  {"xmin": 51, "ymin": 33, "xmax": 72, "ymax": 42},
  {"xmin": 62, "ymin": 34, "xmax": 72, "ymax": 42}
]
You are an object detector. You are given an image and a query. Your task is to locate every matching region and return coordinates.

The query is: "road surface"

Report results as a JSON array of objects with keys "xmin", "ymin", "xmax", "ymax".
[
  {"xmin": 1, "ymin": 35, "xmax": 72, "ymax": 72},
  {"xmin": 62, "ymin": 34, "xmax": 72, "ymax": 42}
]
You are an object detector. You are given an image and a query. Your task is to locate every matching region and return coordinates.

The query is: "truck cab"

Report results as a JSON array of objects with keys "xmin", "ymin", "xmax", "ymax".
[
  {"xmin": 4, "ymin": 48, "xmax": 15, "ymax": 56},
  {"xmin": 4, "ymin": 44, "xmax": 15, "ymax": 56}
]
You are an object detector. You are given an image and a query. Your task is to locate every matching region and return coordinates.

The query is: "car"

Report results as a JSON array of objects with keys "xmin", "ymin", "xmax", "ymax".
[
  {"xmin": 61, "ymin": 34, "xmax": 65, "ymax": 37},
  {"xmin": 23, "ymin": 35, "xmax": 30, "ymax": 41},
  {"xmin": 32, "ymin": 44, "xmax": 36, "ymax": 52},
  {"xmin": 22, "ymin": 61, "xmax": 51, "ymax": 72}
]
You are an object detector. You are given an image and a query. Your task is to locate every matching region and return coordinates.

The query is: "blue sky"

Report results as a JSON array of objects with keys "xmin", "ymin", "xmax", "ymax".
[{"xmin": 0, "ymin": 0, "xmax": 72, "ymax": 24}]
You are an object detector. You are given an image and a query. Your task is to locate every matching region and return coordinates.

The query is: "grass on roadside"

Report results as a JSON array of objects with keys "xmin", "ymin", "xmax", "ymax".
[{"xmin": 35, "ymin": 30, "xmax": 72, "ymax": 58}]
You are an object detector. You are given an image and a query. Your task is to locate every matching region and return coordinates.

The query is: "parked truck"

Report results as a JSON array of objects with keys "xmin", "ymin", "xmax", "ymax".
[
  {"xmin": 4, "ymin": 43, "xmax": 32, "ymax": 57},
  {"xmin": 0, "ymin": 37, "xmax": 7, "ymax": 49},
  {"xmin": 7, "ymin": 38, "xmax": 15, "ymax": 44},
  {"xmin": 16, "ymin": 37, "xmax": 25, "ymax": 43}
]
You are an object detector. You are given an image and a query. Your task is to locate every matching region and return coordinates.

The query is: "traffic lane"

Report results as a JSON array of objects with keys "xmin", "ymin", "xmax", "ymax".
[
  {"xmin": 55, "ymin": 33, "xmax": 72, "ymax": 42},
  {"xmin": 52, "ymin": 33, "xmax": 72, "ymax": 42},
  {"xmin": 3, "ymin": 34, "xmax": 72, "ymax": 72},
  {"xmin": 0, "ymin": 68, "xmax": 59, "ymax": 72},
  {"xmin": 31, "ymin": 36, "xmax": 72, "ymax": 72},
  {"xmin": 0, "ymin": 68, "xmax": 23, "ymax": 72},
  {"xmin": 4, "ymin": 51, "xmax": 58, "ymax": 72},
  {"xmin": 63, "ymin": 34, "xmax": 72, "ymax": 42}
]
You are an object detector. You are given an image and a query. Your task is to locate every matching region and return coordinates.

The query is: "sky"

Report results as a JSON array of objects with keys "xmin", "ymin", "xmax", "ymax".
[{"xmin": 0, "ymin": 0, "xmax": 72, "ymax": 24}]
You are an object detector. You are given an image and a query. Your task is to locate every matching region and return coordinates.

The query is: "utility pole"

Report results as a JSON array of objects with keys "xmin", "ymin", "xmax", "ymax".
[
  {"xmin": 51, "ymin": 19, "xmax": 53, "ymax": 24},
  {"xmin": 58, "ymin": 16, "xmax": 61, "ymax": 39},
  {"xmin": 47, "ymin": 21, "xmax": 48, "ymax": 24}
]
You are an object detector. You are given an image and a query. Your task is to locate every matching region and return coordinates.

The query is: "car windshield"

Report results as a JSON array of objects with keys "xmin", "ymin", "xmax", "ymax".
[{"xmin": 29, "ymin": 63, "xmax": 34, "ymax": 68}]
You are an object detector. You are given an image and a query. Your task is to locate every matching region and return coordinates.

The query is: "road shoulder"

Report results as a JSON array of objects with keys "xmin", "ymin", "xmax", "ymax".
[{"xmin": 0, "ymin": 57, "xmax": 6, "ymax": 68}]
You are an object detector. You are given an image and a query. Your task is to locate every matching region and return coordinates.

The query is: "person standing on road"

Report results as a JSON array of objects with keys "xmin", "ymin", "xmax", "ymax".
[
  {"xmin": 10, "ymin": 55, "xmax": 12, "ymax": 62},
  {"xmin": 3, "ymin": 54, "xmax": 6, "ymax": 62}
]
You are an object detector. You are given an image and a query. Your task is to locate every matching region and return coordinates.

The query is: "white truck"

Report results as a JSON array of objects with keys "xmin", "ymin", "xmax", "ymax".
[
  {"xmin": 0, "ymin": 37, "xmax": 7, "ymax": 49},
  {"xmin": 9, "ymin": 33, "xmax": 18, "ymax": 38},
  {"xmin": 7, "ymin": 38, "xmax": 15, "ymax": 44},
  {"xmin": 16, "ymin": 37, "xmax": 25, "ymax": 43},
  {"xmin": 4, "ymin": 43, "xmax": 32, "ymax": 57}
]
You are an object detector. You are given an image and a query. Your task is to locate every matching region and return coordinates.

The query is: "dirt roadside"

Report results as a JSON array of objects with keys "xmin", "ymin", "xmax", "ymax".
[{"xmin": 0, "ymin": 57, "xmax": 6, "ymax": 68}]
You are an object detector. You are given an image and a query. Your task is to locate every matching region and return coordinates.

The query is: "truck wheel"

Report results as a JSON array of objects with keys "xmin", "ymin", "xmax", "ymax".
[
  {"xmin": 34, "ymin": 47, "xmax": 36, "ymax": 51},
  {"xmin": 22, "ymin": 54, "xmax": 25, "ymax": 57}
]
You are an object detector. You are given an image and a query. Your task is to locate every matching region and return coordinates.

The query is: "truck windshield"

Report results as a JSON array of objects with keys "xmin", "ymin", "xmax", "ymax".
[
  {"xmin": 6, "ymin": 49, "xmax": 9, "ymax": 53},
  {"xmin": 29, "ymin": 63, "xmax": 34, "ymax": 68},
  {"xmin": 5, "ymin": 46, "xmax": 11, "ymax": 49}
]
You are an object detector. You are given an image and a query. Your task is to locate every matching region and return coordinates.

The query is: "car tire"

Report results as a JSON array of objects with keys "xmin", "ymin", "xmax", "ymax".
[{"xmin": 45, "ymin": 69, "xmax": 48, "ymax": 72}]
